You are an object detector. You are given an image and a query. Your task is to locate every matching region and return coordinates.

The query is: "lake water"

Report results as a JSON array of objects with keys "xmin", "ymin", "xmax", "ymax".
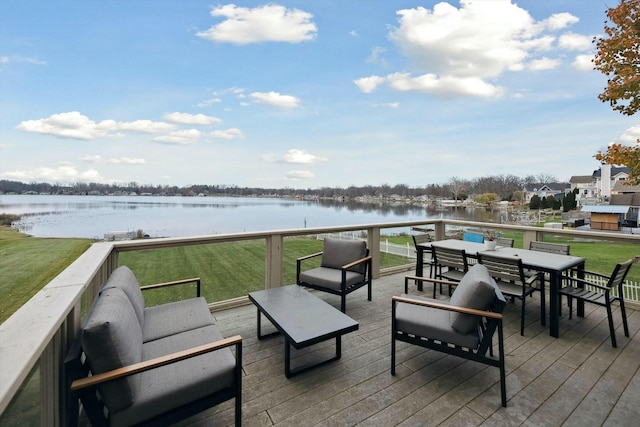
[{"xmin": 0, "ymin": 195, "xmax": 502, "ymax": 238}]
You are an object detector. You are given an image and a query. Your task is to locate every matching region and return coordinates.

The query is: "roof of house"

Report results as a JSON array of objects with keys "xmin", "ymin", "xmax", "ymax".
[
  {"xmin": 592, "ymin": 166, "xmax": 630, "ymax": 178},
  {"xmin": 612, "ymin": 181, "xmax": 640, "ymax": 193},
  {"xmin": 569, "ymin": 175, "xmax": 593, "ymax": 184},
  {"xmin": 523, "ymin": 183, "xmax": 566, "ymax": 192},
  {"xmin": 610, "ymin": 193, "xmax": 640, "ymax": 206},
  {"xmin": 582, "ymin": 205, "xmax": 630, "ymax": 214}
]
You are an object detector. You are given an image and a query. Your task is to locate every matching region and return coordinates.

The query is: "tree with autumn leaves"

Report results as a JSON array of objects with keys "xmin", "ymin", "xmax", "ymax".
[{"xmin": 593, "ymin": 0, "xmax": 640, "ymax": 184}]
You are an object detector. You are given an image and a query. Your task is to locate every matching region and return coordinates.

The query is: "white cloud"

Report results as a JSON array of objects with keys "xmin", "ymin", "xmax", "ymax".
[
  {"xmin": 558, "ymin": 32, "xmax": 592, "ymax": 51},
  {"xmin": 17, "ymin": 112, "xmax": 112, "ymax": 140},
  {"xmin": 367, "ymin": 47, "xmax": 387, "ymax": 66},
  {"xmin": 0, "ymin": 165, "xmax": 105, "ymax": 183},
  {"xmin": 527, "ymin": 57, "xmax": 560, "ymax": 71},
  {"xmin": 16, "ymin": 112, "xmax": 177, "ymax": 140},
  {"xmin": 81, "ymin": 155, "xmax": 146, "ymax": 165},
  {"xmin": 282, "ymin": 149, "xmax": 326, "ymax": 165},
  {"xmin": 357, "ymin": 1, "xmax": 581, "ymax": 98},
  {"xmin": 153, "ymin": 129, "xmax": 202, "ymax": 145},
  {"xmin": 285, "ymin": 170, "xmax": 315, "ymax": 180},
  {"xmin": 197, "ymin": 98, "xmax": 222, "ymax": 108},
  {"xmin": 572, "ymin": 54, "xmax": 593, "ymax": 71},
  {"xmin": 372, "ymin": 102, "xmax": 399, "ymax": 108},
  {"xmin": 197, "ymin": 4, "xmax": 317, "ymax": 44},
  {"xmin": 208, "ymin": 128, "xmax": 244, "ymax": 140},
  {"xmin": 543, "ymin": 12, "xmax": 579, "ymax": 31},
  {"xmin": 354, "ymin": 76, "xmax": 386, "ymax": 93},
  {"xmin": 164, "ymin": 112, "xmax": 222, "ymax": 125},
  {"xmin": 250, "ymin": 91, "xmax": 300, "ymax": 108},
  {"xmin": 620, "ymin": 125, "xmax": 640, "ymax": 143}
]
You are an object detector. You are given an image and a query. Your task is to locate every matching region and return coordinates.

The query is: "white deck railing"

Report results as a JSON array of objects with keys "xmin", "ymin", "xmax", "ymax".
[{"xmin": 1, "ymin": 219, "xmax": 638, "ymax": 425}]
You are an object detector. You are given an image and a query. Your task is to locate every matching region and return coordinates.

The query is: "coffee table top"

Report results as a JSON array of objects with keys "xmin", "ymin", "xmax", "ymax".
[{"xmin": 248, "ymin": 285, "xmax": 359, "ymax": 347}]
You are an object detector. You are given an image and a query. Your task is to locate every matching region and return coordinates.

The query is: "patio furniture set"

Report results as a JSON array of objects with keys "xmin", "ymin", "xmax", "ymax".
[{"xmin": 66, "ymin": 237, "xmax": 632, "ymax": 425}]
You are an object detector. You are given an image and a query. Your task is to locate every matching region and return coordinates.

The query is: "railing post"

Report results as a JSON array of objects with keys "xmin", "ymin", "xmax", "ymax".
[
  {"xmin": 265, "ymin": 234, "xmax": 284, "ymax": 289},
  {"xmin": 522, "ymin": 230, "xmax": 537, "ymax": 249},
  {"xmin": 434, "ymin": 221, "xmax": 446, "ymax": 241},
  {"xmin": 368, "ymin": 227, "xmax": 381, "ymax": 279}
]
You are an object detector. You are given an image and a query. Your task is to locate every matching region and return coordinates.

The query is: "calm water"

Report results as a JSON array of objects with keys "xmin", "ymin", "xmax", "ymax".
[{"xmin": 0, "ymin": 195, "xmax": 502, "ymax": 238}]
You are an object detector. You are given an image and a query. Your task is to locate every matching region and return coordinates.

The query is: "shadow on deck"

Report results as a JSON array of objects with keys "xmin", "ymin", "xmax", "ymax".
[{"xmin": 155, "ymin": 271, "xmax": 640, "ymax": 426}]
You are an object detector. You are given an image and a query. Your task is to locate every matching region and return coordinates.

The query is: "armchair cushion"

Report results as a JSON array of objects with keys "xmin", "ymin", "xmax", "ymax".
[
  {"xmin": 449, "ymin": 264, "xmax": 498, "ymax": 334},
  {"xmin": 321, "ymin": 238, "xmax": 367, "ymax": 273},
  {"xmin": 110, "ymin": 325, "xmax": 237, "ymax": 426},
  {"xmin": 298, "ymin": 267, "xmax": 364, "ymax": 292},
  {"xmin": 81, "ymin": 287, "xmax": 142, "ymax": 412},
  {"xmin": 100, "ymin": 265, "xmax": 145, "ymax": 328},
  {"xmin": 395, "ymin": 294, "xmax": 481, "ymax": 349},
  {"xmin": 142, "ymin": 297, "xmax": 215, "ymax": 342}
]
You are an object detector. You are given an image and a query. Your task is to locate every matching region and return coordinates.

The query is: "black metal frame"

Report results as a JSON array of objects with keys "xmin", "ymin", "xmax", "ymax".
[
  {"xmin": 296, "ymin": 247, "xmax": 373, "ymax": 313},
  {"xmin": 392, "ymin": 276, "xmax": 507, "ymax": 407}
]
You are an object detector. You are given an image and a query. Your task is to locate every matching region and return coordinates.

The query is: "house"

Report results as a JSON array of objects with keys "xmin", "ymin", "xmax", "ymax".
[
  {"xmin": 522, "ymin": 183, "xmax": 566, "ymax": 204},
  {"xmin": 569, "ymin": 165, "xmax": 630, "ymax": 205}
]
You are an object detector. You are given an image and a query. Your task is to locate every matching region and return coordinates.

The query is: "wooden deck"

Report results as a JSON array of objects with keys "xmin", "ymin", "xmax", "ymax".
[{"xmin": 175, "ymin": 270, "xmax": 639, "ymax": 426}]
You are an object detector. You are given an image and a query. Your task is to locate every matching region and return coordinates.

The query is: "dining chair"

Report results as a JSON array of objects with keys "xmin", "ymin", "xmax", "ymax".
[
  {"xmin": 559, "ymin": 259, "xmax": 633, "ymax": 348},
  {"xmin": 463, "ymin": 231, "xmax": 485, "ymax": 243},
  {"xmin": 431, "ymin": 245, "xmax": 469, "ymax": 298},
  {"xmin": 496, "ymin": 237, "xmax": 514, "ymax": 248},
  {"xmin": 412, "ymin": 234, "xmax": 434, "ymax": 279},
  {"xmin": 528, "ymin": 241, "xmax": 571, "ymax": 313},
  {"xmin": 478, "ymin": 252, "xmax": 543, "ymax": 335}
]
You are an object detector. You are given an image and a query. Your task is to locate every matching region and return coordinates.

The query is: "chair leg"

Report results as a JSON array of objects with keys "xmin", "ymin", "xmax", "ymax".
[
  {"xmin": 567, "ymin": 296, "xmax": 573, "ymax": 319},
  {"xmin": 520, "ymin": 297, "xmax": 526, "ymax": 336},
  {"xmin": 619, "ymin": 297, "xmax": 630, "ymax": 338},
  {"xmin": 540, "ymin": 280, "xmax": 546, "ymax": 327},
  {"xmin": 341, "ymin": 296, "xmax": 346, "ymax": 313},
  {"xmin": 606, "ymin": 302, "xmax": 617, "ymax": 348}
]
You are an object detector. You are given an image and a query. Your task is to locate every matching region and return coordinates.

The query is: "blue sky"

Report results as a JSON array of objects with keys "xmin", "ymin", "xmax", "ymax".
[{"xmin": 1, "ymin": 0, "xmax": 638, "ymax": 189}]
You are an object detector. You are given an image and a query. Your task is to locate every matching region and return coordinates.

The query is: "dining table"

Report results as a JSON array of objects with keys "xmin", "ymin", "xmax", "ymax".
[{"xmin": 416, "ymin": 239, "xmax": 586, "ymax": 338}]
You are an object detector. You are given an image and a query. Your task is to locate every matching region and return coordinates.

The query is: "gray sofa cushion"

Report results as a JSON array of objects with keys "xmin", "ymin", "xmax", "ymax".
[
  {"xmin": 81, "ymin": 287, "xmax": 142, "ymax": 412},
  {"xmin": 100, "ymin": 265, "xmax": 145, "ymax": 328},
  {"xmin": 299, "ymin": 267, "xmax": 364, "ymax": 291},
  {"xmin": 449, "ymin": 264, "xmax": 498, "ymax": 334},
  {"xmin": 110, "ymin": 325, "xmax": 237, "ymax": 427},
  {"xmin": 143, "ymin": 297, "xmax": 215, "ymax": 342},
  {"xmin": 321, "ymin": 238, "xmax": 367, "ymax": 273},
  {"xmin": 395, "ymin": 294, "xmax": 480, "ymax": 349}
]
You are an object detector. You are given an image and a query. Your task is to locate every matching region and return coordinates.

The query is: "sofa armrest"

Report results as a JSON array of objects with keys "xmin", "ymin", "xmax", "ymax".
[
  {"xmin": 392, "ymin": 295, "xmax": 502, "ymax": 320},
  {"xmin": 141, "ymin": 277, "xmax": 201, "ymax": 297},
  {"xmin": 71, "ymin": 335, "xmax": 242, "ymax": 391}
]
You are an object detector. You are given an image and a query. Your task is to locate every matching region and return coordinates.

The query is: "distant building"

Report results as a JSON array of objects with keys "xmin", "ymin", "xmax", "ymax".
[
  {"xmin": 522, "ymin": 183, "xmax": 566, "ymax": 204},
  {"xmin": 569, "ymin": 165, "xmax": 630, "ymax": 205}
]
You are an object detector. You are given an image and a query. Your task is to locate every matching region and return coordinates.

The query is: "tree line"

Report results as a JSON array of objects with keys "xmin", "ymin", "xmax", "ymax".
[{"xmin": 0, "ymin": 173, "xmax": 560, "ymax": 201}]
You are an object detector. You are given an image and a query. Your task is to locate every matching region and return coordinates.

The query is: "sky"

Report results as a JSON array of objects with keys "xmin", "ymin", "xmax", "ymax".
[{"xmin": 1, "ymin": 0, "xmax": 638, "ymax": 189}]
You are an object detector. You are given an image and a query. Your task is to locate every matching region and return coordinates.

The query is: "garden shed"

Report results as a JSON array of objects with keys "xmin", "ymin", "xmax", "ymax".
[{"xmin": 581, "ymin": 205, "xmax": 630, "ymax": 231}]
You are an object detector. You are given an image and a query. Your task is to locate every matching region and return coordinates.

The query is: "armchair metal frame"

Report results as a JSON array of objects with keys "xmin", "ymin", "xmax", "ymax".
[
  {"xmin": 393, "ymin": 276, "xmax": 507, "ymax": 407},
  {"xmin": 559, "ymin": 259, "xmax": 633, "ymax": 348},
  {"xmin": 296, "ymin": 244, "xmax": 373, "ymax": 313}
]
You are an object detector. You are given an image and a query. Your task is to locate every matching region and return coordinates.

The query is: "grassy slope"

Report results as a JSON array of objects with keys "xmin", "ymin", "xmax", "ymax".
[{"xmin": 0, "ymin": 227, "xmax": 91, "ymax": 323}]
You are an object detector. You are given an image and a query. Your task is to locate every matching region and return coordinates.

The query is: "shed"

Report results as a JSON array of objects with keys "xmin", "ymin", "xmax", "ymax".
[{"xmin": 581, "ymin": 205, "xmax": 630, "ymax": 231}]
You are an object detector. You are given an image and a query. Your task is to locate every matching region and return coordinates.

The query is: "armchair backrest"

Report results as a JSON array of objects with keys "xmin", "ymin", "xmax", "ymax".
[
  {"xmin": 321, "ymin": 238, "xmax": 368, "ymax": 273},
  {"xmin": 608, "ymin": 259, "xmax": 633, "ymax": 290}
]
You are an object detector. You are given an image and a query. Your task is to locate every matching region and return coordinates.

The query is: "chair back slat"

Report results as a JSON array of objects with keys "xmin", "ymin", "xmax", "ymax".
[
  {"xmin": 432, "ymin": 245, "xmax": 468, "ymax": 272},
  {"xmin": 529, "ymin": 241, "xmax": 570, "ymax": 255},
  {"xmin": 412, "ymin": 234, "xmax": 432, "ymax": 248},
  {"xmin": 496, "ymin": 237, "xmax": 514, "ymax": 248},
  {"xmin": 609, "ymin": 259, "xmax": 634, "ymax": 289},
  {"xmin": 477, "ymin": 253, "xmax": 524, "ymax": 283}
]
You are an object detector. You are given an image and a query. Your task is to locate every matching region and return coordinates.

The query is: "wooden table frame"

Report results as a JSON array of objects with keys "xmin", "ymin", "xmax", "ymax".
[{"xmin": 416, "ymin": 239, "xmax": 585, "ymax": 338}]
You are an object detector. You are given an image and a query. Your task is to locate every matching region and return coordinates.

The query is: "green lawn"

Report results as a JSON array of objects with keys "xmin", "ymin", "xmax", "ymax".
[
  {"xmin": 0, "ymin": 227, "xmax": 91, "ymax": 323},
  {"xmin": 2, "ymin": 227, "xmax": 638, "ymax": 323}
]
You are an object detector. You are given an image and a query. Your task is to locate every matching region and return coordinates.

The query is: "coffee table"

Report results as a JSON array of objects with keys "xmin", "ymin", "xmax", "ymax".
[{"xmin": 248, "ymin": 285, "xmax": 359, "ymax": 378}]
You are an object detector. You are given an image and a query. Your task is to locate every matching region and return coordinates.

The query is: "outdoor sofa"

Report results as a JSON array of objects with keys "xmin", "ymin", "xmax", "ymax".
[{"xmin": 65, "ymin": 266, "xmax": 242, "ymax": 426}]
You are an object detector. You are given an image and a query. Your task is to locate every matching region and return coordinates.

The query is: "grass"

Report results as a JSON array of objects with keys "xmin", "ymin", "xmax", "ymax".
[
  {"xmin": 0, "ymin": 226, "xmax": 91, "ymax": 323},
  {"xmin": 1, "ymin": 226, "xmax": 637, "ymax": 322}
]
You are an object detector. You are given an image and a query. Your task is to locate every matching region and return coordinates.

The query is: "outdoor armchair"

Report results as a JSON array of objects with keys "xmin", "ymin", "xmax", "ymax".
[
  {"xmin": 559, "ymin": 259, "xmax": 633, "ymax": 348},
  {"xmin": 297, "ymin": 237, "xmax": 372, "ymax": 312},
  {"xmin": 393, "ymin": 264, "xmax": 508, "ymax": 407}
]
